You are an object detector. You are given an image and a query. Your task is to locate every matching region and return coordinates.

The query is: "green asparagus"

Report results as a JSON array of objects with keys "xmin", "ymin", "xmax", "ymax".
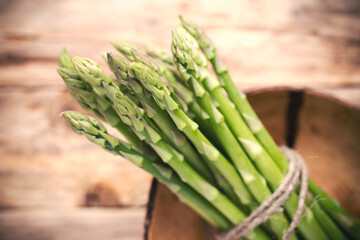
[
  {"xmin": 172, "ymin": 25, "xmax": 330, "ymax": 240},
  {"xmin": 56, "ymin": 17, "xmax": 359, "ymax": 240},
  {"xmin": 61, "ymin": 111, "xmax": 232, "ymax": 231},
  {"xmin": 179, "ymin": 16, "xmax": 359, "ymax": 239}
]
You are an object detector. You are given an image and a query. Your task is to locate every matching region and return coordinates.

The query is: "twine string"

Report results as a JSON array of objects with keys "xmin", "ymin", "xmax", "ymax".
[{"xmin": 218, "ymin": 147, "xmax": 308, "ymax": 240}]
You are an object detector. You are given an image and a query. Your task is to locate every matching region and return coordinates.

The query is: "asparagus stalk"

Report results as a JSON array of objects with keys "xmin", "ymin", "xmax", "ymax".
[
  {"xmin": 144, "ymin": 43, "xmax": 189, "ymax": 96},
  {"xmin": 179, "ymin": 17, "xmax": 359, "ymax": 239},
  {"xmin": 112, "ymin": 41, "xmax": 141, "ymax": 62},
  {"xmin": 107, "ymin": 52, "xmax": 242, "ymax": 205},
  {"xmin": 130, "ymin": 61, "xmax": 256, "ymax": 207},
  {"xmin": 127, "ymin": 60, "xmax": 302, "ymax": 238},
  {"xmin": 110, "ymin": 89, "xmax": 243, "ymax": 224},
  {"xmin": 112, "ymin": 41, "xmax": 187, "ymax": 111},
  {"xmin": 144, "ymin": 44, "xmax": 174, "ymax": 66},
  {"xmin": 70, "ymin": 55, "xmax": 246, "ymax": 216},
  {"xmin": 144, "ymin": 44, "xmax": 222, "ymax": 148},
  {"xmin": 61, "ymin": 111, "xmax": 232, "ymax": 231},
  {"xmin": 130, "ymin": 44, "xmax": 223, "ymax": 146},
  {"xmin": 132, "ymin": 49, "xmax": 188, "ymax": 110},
  {"xmin": 172, "ymin": 26, "xmax": 330, "ymax": 240},
  {"xmin": 69, "ymin": 53, "xmax": 239, "ymax": 212},
  {"xmin": 132, "ymin": 53, "xmax": 244, "ymax": 207},
  {"xmin": 113, "ymin": 42, "xmax": 223, "ymax": 153},
  {"xmin": 57, "ymin": 49, "xmax": 152, "ymax": 156},
  {"xmin": 172, "ymin": 26, "xmax": 284, "ymax": 190},
  {"xmin": 107, "ymin": 52, "xmax": 215, "ymax": 184},
  {"xmin": 308, "ymin": 180, "xmax": 360, "ymax": 239},
  {"xmin": 172, "ymin": 28, "xmax": 299, "ymax": 240},
  {"xmin": 304, "ymin": 190, "xmax": 347, "ymax": 240},
  {"xmin": 179, "ymin": 16, "xmax": 289, "ymax": 173},
  {"xmin": 115, "ymin": 89, "xmax": 273, "ymax": 239},
  {"xmin": 121, "ymin": 42, "xmax": 211, "ymax": 137},
  {"xmin": 120, "ymin": 47, "xmax": 224, "ymax": 158},
  {"xmin": 58, "ymin": 18, "xmax": 359, "ymax": 240}
]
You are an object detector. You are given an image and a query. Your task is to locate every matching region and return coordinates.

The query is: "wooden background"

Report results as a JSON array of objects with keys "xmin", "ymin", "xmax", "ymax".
[{"xmin": 0, "ymin": 0, "xmax": 359, "ymax": 239}]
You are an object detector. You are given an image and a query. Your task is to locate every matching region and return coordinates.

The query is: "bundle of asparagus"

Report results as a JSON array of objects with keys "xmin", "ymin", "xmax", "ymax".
[{"xmin": 58, "ymin": 17, "xmax": 359, "ymax": 239}]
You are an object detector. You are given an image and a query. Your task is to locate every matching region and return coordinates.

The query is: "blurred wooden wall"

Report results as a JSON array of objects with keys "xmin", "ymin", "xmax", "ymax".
[{"xmin": 0, "ymin": 0, "xmax": 359, "ymax": 239}]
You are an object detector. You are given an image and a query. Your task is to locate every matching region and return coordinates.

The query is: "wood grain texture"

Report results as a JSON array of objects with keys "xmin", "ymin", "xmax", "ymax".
[
  {"xmin": 0, "ymin": 1, "xmax": 359, "ymax": 239},
  {"xmin": 0, "ymin": 87, "xmax": 152, "ymax": 208},
  {"xmin": 0, "ymin": 208, "xmax": 145, "ymax": 240},
  {"xmin": 0, "ymin": 0, "xmax": 360, "ymax": 87},
  {"xmin": 1, "ymin": 0, "xmax": 358, "ymax": 209}
]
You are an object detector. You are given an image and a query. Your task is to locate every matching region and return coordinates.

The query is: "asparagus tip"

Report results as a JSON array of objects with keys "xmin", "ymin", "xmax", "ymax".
[
  {"xmin": 59, "ymin": 47, "xmax": 74, "ymax": 69},
  {"xmin": 111, "ymin": 40, "xmax": 141, "ymax": 61},
  {"xmin": 131, "ymin": 48, "xmax": 160, "ymax": 73},
  {"xmin": 71, "ymin": 56, "xmax": 104, "ymax": 86}
]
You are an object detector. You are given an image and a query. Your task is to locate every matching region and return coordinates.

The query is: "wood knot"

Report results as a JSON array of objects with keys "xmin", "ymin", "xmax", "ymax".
[{"xmin": 83, "ymin": 182, "xmax": 120, "ymax": 207}]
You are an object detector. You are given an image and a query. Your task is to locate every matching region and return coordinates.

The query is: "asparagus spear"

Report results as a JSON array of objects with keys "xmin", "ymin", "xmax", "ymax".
[
  {"xmin": 57, "ymin": 49, "xmax": 153, "ymax": 156},
  {"xmin": 178, "ymin": 16, "xmax": 289, "ymax": 173},
  {"xmin": 110, "ymin": 88, "xmax": 243, "ymax": 223},
  {"xmin": 179, "ymin": 17, "xmax": 359, "ymax": 239},
  {"xmin": 61, "ymin": 111, "xmax": 232, "ymax": 231},
  {"xmin": 58, "ymin": 19, "xmax": 359, "ymax": 240},
  {"xmin": 115, "ymin": 89, "xmax": 273, "ymax": 239},
  {"xmin": 73, "ymin": 52, "xmax": 214, "ymax": 187},
  {"xmin": 172, "ymin": 26, "xmax": 330, "ymax": 240},
  {"xmin": 107, "ymin": 52, "xmax": 215, "ymax": 184},
  {"xmin": 304, "ymin": 190, "xmax": 347, "ymax": 240},
  {"xmin": 117, "ymin": 42, "xmax": 209, "ymax": 134},
  {"xmin": 144, "ymin": 44, "xmax": 223, "ymax": 148},
  {"xmin": 144, "ymin": 44, "xmax": 174, "ymax": 66},
  {"xmin": 107, "ymin": 52, "xmax": 242, "ymax": 205},
  {"xmin": 130, "ymin": 61, "xmax": 256, "ymax": 207},
  {"xmin": 308, "ymin": 180, "xmax": 360, "ymax": 239},
  {"xmin": 112, "ymin": 42, "xmax": 188, "ymax": 111},
  {"xmin": 144, "ymin": 43, "xmax": 189, "ymax": 95},
  {"xmin": 171, "ymin": 28, "xmax": 299, "ymax": 240},
  {"xmin": 127, "ymin": 60, "xmax": 304, "ymax": 238},
  {"xmin": 172, "ymin": 26, "xmax": 285, "ymax": 190},
  {"xmin": 70, "ymin": 55, "xmax": 247, "ymax": 217},
  {"xmin": 111, "ymin": 41, "xmax": 142, "ymax": 62},
  {"xmin": 113, "ymin": 41, "xmax": 229, "ymax": 158}
]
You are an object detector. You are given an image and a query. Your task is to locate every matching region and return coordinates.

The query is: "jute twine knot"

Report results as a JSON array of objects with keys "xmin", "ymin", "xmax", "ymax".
[{"xmin": 217, "ymin": 147, "xmax": 308, "ymax": 240}]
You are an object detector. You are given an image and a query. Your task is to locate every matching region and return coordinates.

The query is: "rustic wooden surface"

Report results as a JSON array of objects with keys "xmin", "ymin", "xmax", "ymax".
[
  {"xmin": 146, "ymin": 183, "xmax": 212, "ymax": 240},
  {"xmin": 0, "ymin": 0, "xmax": 359, "ymax": 239},
  {"xmin": 0, "ymin": 208, "xmax": 145, "ymax": 240},
  {"xmin": 1, "ymin": 0, "xmax": 360, "ymax": 87}
]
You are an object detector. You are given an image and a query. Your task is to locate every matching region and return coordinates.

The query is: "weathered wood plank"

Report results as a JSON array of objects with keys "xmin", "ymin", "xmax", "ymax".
[
  {"xmin": 0, "ymin": 0, "xmax": 359, "ymax": 87},
  {"xmin": 0, "ymin": 208, "xmax": 145, "ymax": 240},
  {"xmin": 0, "ymin": 88, "xmax": 152, "ymax": 208},
  {"xmin": 0, "ymin": 1, "xmax": 359, "ymax": 239}
]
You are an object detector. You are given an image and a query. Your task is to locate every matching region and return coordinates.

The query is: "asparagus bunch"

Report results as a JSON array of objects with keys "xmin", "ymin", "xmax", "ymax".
[
  {"xmin": 177, "ymin": 16, "xmax": 360, "ymax": 240},
  {"xmin": 57, "ymin": 49, "xmax": 154, "ymax": 158},
  {"xmin": 58, "ymin": 17, "xmax": 359, "ymax": 240},
  {"xmin": 61, "ymin": 111, "xmax": 231, "ymax": 230}
]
